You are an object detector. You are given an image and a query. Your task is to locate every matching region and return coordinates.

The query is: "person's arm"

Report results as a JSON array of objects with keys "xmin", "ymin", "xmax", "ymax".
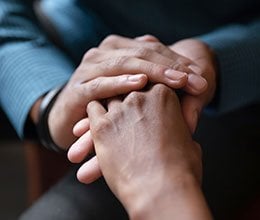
[
  {"xmin": 83, "ymin": 84, "xmax": 212, "ymax": 220},
  {"xmin": 197, "ymin": 18, "xmax": 260, "ymax": 113},
  {"xmin": 126, "ymin": 173, "xmax": 211, "ymax": 220},
  {"xmin": 0, "ymin": 0, "xmax": 73, "ymax": 137}
]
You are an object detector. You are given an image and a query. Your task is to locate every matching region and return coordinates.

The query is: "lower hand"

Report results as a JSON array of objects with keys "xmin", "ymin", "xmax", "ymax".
[
  {"xmin": 69, "ymin": 84, "xmax": 202, "ymax": 185},
  {"xmin": 79, "ymin": 84, "xmax": 203, "ymax": 213}
]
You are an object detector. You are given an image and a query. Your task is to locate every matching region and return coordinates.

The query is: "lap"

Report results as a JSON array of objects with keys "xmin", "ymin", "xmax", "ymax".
[{"xmin": 19, "ymin": 167, "xmax": 128, "ymax": 220}]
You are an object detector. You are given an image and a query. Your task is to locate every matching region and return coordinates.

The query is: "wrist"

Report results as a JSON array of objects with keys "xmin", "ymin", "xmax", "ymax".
[
  {"xmin": 126, "ymin": 172, "xmax": 201, "ymax": 220},
  {"xmin": 36, "ymin": 86, "xmax": 66, "ymax": 152},
  {"xmin": 30, "ymin": 98, "xmax": 43, "ymax": 124}
]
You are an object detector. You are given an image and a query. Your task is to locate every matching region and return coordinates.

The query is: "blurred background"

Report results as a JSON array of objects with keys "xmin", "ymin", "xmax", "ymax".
[{"xmin": 0, "ymin": 110, "xmax": 27, "ymax": 219}]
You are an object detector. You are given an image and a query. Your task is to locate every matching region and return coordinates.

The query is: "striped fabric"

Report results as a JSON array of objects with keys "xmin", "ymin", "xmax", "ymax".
[{"xmin": 0, "ymin": 0, "xmax": 108, "ymax": 137}]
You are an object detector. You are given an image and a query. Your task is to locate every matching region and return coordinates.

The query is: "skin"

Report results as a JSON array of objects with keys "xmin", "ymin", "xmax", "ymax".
[
  {"xmin": 30, "ymin": 35, "xmax": 209, "ymax": 150},
  {"xmin": 83, "ymin": 84, "xmax": 212, "ymax": 220},
  {"xmin": 169, "ymin": 39, "xmax": 217, "ymax": 132},
  {"xmin": 68, "ymin": 36, "xmax": 217, "ymax": 183}
]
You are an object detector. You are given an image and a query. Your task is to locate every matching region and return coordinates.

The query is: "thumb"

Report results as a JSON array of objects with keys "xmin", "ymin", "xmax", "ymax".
[{"xmin": 181, "ymin": 95, "xmax": 204, "ymax": 134}]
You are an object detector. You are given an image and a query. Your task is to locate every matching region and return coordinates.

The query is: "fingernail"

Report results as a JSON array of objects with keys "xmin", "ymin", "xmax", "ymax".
[
  {"xmin": 188, "ymin": 74, "xmax": 207, "ymax": 92},
  {"xmin": 128, "ymin": 74, "xmax": 144, "ymax": 82},
  {"xmin": 164, "ymin": 69, "xmax": 187, "ymax": 81}
]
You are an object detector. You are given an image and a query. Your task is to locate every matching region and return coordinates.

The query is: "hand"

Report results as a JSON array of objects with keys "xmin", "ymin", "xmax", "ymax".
[
  {"xmin": 70, "ymin": 84, "xmax": 202, "ymax": 185},
  {"xmin": 67, "ymin": 35, "xmax": 210, "ymax": 180},
  {"xmin": 75, "ymin": 84, "xmax": 210, "ymax": 219},
  {"xmin": 99, "ymin": 35, "xmax": 208, "ymax": 95},
  {"xmin": 169, "ymin": 39, "xmax": 217, "ymax": 133},
  {"xmin": 47, "ymin": 35, "xmax": 209, "ymax": 149}
]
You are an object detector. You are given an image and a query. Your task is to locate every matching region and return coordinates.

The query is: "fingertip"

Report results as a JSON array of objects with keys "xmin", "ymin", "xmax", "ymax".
[
  {"xmin": 67, "ymin": 143, "xmax": 82, "ymax": 163},
  {"xmin": 127, "ymin": 73, "xmax": 147, "ymax": 83},
  {"xmin": 77, "ymin": 157, "xmax": 102, "ymax": 184},
  {"xmin": 67, "ymin": 131, "xmax": 93, "ymax": 163},
  {"xmin": 166, "ymin": 72, "xmax": 188, "ymax": 89},
  {"xmin": 186, "ymin": 74, "xmax": 208, "ymax": 95},
  {"xmin": 73, "ymin": 118, "xmax": 90, "ymax": 137}
]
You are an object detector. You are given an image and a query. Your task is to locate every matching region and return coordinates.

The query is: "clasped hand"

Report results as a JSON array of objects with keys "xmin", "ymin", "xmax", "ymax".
[
  {"xmin": 48, "ymin": 35, "xmax": 211, "ymax": 150},
  {"xmin": 65, "ymin": 35, "xmax": 217, "ymax": 184}
]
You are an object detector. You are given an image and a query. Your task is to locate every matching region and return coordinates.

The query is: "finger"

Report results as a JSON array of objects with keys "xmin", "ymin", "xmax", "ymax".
[
  {"xmin": 73, "ymin": 118, "xmax": 90, "ymax": 137},
  {"xmin": 85, "ymin": 48, "xmax": 193, "ymax": 76},
  {"xmin": 85, "ymin": 50, "xmax": 208, "ymax": 96},
  {"xmin": 77, "ymin": 156, "xmax": 102, "ymax": 184},
  {"xmin": 86, "ymin": 58, "xmax": 188, "ymax": 90},
  {"xmin": 135, "ymin": 34, "xmax": 159, "ymax": 42},
  {"xmin": 67, "ymin": 130, "xmax": 93, "ymax": 163},
  {"xmin": 181, "ymin": 95, "xmax": 204, "ymax": 134},
  {"xmin": 86, "ymin": 100, "xmax": 107, "ymax": 124},
  {"xmin": 184, "ymin": 73, "xmax": 208, "ymax": 95},
  {"xmin": 100, "ymin": 35, "xmax": 180, "ymax": 61},
  {"xmin": 83, "ymin": 73, "xmax": 148, "ymax": 104}
]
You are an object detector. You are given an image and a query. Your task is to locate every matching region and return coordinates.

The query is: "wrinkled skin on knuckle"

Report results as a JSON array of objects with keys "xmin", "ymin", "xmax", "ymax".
[
  {"xmin": 149, "ymin": 42, "xmax": 165, "ymax": 53},
  {"xmin": 92, "ymin": 117, "xmax": 112, "ymax": 138},
  {"xmin": 83, "ymin": 48, "xmax": 100, "ymax": 61},
  {"xmin": 125, "ymin": 91, "xmax": 146, "ymax": 108},
  {"xmin": 171, "ymin": 62, "xmax": 184, "ymax": 71},
  {"xmin": 100, "ymin": 34, "xmax": 120, "ymax": 47},
  {"xmin": 112, "ymin": 56, "xmax": 129, "ymax": 67},
  {"xmin": 133, "ymin": 47, "xmax": 150, "ymax": 58},
  {"xmin": 100, "ymin": 56, "xmax": 129, "ymax": 72},
  {"xmin": 85, "ymin": 77, "xmax": 103, "ymax": 95},
  {"xmin": 151, "ymin": 83, "xmax": 174, "ymax": 99}
]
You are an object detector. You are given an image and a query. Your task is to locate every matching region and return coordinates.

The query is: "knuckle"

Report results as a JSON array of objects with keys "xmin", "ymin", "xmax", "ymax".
[
  {"xmin": 110, "ymin": 109, "xmax": 124, "ymax": 122},
  {"xmin": 99, "ymin": 56, "xmax": 129, "ymax": 71},
  {"xmin": 83, "ymin": 48, "xmax": 99, "ymax": 60},
  {"xmin": 133, "ymin": 47, "xmax": 150, "ymax": 58},
  {"xmin": 142, "ymin": 62, "xmax": 164, "ymax": 77},
  {"xmin": 101, "ymin": 34, "xmax": 120, "ymax": 45},
  {"xmin": 93, "ymin": 118, "xmax": 111, "ymax": 135},
  {"xmin": 171, "ymin": 62, "xmax": 188, "ymax": 72},
  {"xmin": 110, "ymin": 56, "xmax": 129, "ymax": 67},
  {"xmin": 125, "ymin": 91, "xmax": 145, "ymax": 106},
  {"xmin": 152, "ymin": 83, "xmax": 173, "ymax": 97},
  {"xmin": 87, "ymin": 77, "xmax": 102, "ymax": 92},
  {"xmin": 171, "ymin": 62, "xmax": 182, "ymax": 70},
  {"xmin": 149, "ymin": 42, "xmax": 164, "ymax": 52}
]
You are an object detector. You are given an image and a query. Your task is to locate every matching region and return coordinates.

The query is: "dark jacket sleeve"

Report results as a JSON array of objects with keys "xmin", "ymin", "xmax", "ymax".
[{"xmin": 198, "ymin": 18, "xmax": 260, "ymax": 114}]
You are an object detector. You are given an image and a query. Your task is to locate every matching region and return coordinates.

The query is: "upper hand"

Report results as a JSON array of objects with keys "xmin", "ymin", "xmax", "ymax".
[
  {"xmin": 48, "ymin": 35, "xmax": 208, "ymax": 149},
  {"xmin": 79, "ymin": 84, "xmax": 202, "ymax": 201}
]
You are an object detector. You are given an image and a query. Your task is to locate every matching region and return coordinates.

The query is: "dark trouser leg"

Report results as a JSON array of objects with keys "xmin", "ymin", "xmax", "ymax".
[
  {"xmin": 19, "ymin": 167, "xmax": 128, "ymax": 220},
  {"xmin": 196, "ymin": 105, "xmax": 260, "ymax": 220}
]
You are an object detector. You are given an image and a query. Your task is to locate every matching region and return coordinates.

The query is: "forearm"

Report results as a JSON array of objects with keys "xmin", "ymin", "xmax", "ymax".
[
  {"xmin": 0, "ymin": 0, "xmax": 73, "ymax": 137},
  {"xmin": 127, "ymin": 173, "xmax": 212, "ymax": 220}
]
